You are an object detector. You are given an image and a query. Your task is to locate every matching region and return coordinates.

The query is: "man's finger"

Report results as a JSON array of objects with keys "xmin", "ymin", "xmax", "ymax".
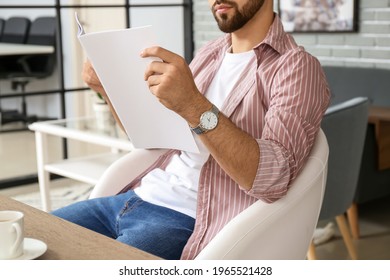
[
  {"xmin": 140, "ymin": 46, "xmax": 176, "ymax": 63},
  {"xmin": 144, "ymin": 61, "xmax": 168, "ymax": 80},
  {"xmin": 147, "ymin": 75, "xmax": 160, "ymax": 88}
]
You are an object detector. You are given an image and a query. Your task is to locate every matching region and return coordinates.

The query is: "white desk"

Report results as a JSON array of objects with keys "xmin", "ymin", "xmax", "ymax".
[
  {"xmin": 29, "ymin": 117, "xmax": 134, "ymax": 212},
  {"xmin": 0, "ymin": 42, "xmax": 54, "ymax": 56}
]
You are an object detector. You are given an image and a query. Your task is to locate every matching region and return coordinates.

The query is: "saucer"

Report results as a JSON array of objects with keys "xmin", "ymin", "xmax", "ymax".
[{"xmin": 13, "ymin": 238, "xmax": 47, "ymax": 260}]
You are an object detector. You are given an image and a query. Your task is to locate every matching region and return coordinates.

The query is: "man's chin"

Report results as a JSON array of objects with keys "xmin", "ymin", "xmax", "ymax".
[{"xmin": 217, "ymin": 22, "xmax": 239, "ymax": 33}]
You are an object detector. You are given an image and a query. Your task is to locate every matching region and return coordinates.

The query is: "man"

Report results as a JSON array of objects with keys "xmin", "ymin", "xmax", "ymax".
[{"xmin": 53, "ymin": 0, "xmax": 330, "ymax": 260}]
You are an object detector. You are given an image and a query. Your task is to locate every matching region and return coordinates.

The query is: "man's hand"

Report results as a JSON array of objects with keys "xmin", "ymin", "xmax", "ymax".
[
  {"xmin": 81, "ymin": 60, "xmax": 125, "ymax": 131},
  {"xmin": 142, "ymin": 47, "xmax": 259, "ymax": 190},
  {"xmin": 141, "ymin": 46, "xmax": 210, "ymax": 126},
  {"xmin": 82, "ymin": 60, "xmax": 107, "ymax": 98}
]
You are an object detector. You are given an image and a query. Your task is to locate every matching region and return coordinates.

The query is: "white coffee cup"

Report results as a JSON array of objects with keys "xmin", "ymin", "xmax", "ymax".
[{"xmin": 0, "ymin": 211, "xmax": 24, "ymax": 259}]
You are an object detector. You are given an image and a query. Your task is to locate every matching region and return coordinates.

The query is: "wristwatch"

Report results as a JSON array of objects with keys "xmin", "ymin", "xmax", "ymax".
[{"xmin": 191, "ymin": 104, "xmax": 220, "ymax": 135}]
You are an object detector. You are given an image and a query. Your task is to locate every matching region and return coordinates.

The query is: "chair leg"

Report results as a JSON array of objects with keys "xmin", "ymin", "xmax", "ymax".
[
  {"xmin": 347, "ymin": 203, "xmax": 360, "ymax": 239},
  {"xmin": 307, "ymin": 241, "xmax": 317, "ymax": 260},
  {"xmin": 335, "ymin": 214, "xmax": 358, "ymax": 260}
]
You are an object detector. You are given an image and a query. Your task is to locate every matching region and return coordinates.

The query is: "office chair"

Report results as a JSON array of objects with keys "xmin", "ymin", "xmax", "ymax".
[
  {"xmin": 0, "ymin": 17, "xmax": 31, "ymax": 125},
  {"xmin": 0, "ymin": 18, "xmax": 5, "ymax": 124},
  {"xmin": 0, "ymin": 17, "xmax": 30, "ymax": 44},
  {"xmin": 0, "ymin": 17, "xmax": 31, "ymax": 74},
  {"xmin": 307, "ymin": 97, "xmax": 369, "ymax": 260},
  {"xmin": 2, "ymin": 17, "xmax": 57, "ymax": 125},
  {"xmin": 0, "ymin": 18, "xmax": 5, "ymax": 41},
  {"xmin": 89, "ymin": 129, "xmax": 329, "ymax": 260},
  {"xmin": 0, "ymin": 17, "xmax": 5, "ymax": 84},
  {"xmin": 12, "ymin": 16, "xmax": 57, "ymax": 78}
]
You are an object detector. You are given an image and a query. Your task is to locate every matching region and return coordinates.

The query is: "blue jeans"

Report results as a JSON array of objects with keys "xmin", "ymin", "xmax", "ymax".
[{"xmin": 51, "ymin": 190, "xmax": 195, "ymax": 260}]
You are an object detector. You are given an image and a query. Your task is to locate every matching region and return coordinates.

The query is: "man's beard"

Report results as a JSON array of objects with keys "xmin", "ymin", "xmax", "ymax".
[{"xmin": 212, "ymin": 0, "xmax": 265, "ymax": 33}]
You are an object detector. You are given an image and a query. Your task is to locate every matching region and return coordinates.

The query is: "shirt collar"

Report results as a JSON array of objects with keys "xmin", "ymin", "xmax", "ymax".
[{"xmin": 255, "ymin": 14, "xmax": 286, "ymax": 55}]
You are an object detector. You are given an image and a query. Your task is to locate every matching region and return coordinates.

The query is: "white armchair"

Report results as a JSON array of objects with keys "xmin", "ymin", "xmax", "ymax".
[
  {"xmin": 90, "ymin": 148, "xmax": 168, "ymax": 199},
  {"xmin": 90, "ymin": 129, "xmax": 329, "ymax": 260}
]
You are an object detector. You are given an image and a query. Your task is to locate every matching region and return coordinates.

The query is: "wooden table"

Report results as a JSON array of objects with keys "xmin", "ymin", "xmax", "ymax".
[
  {"xmin": 0, "ymin": 195, "xmax": 160, "ymax": 260},
  {"xmin": 368, "ymin": 106, "xmax": 390, "ymax": 170}
]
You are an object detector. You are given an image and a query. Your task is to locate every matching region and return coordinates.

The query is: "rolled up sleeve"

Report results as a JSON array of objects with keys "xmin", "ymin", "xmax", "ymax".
[{"xmin": 241, "ymin": 51, "xmax": 330, "ymax": 202}]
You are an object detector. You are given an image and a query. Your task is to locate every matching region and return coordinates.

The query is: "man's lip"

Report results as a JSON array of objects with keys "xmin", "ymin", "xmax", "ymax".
[{"xmin": 215, "ymin": 4, "xmax": 232, "ymax": 13}]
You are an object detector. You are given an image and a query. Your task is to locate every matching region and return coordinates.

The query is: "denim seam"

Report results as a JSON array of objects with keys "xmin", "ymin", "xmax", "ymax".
[{"xmin": 115, "ymin": 195, "xmax": 144, "ymax": 234}]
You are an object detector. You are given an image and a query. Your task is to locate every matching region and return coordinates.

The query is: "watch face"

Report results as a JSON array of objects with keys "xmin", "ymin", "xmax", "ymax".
[{"xmin": 200, "ymin": 111, "xmax": 218, "ymax": 130}]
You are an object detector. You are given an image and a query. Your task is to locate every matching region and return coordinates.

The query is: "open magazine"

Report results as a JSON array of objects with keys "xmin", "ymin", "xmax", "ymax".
[{"xmin": 75, "ymin": 13, "xmax": 199, "ymax": 153}]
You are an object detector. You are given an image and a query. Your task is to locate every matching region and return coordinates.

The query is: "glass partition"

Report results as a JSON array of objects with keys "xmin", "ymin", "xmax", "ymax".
[
  {"xmin": 60, "ymin": 7, "xmax": 127, "ymax": 90},
  {"xmin": 0, "ymin": 0, "xmax": 56, "ymax": 5},
  {"xmin": 62, "ymin": 0, "xmax": 126, "ymax": 4},
  {"xmin": 0, "ymin": 0, "xmax": 192, "ymax": 188},
  {"xmin": 130, "ymin": 6, "xmax": 185, "ymax": 57},
  {"xmin": 0, "ymin": 7, "xmax": 59, "ymax": 127}
]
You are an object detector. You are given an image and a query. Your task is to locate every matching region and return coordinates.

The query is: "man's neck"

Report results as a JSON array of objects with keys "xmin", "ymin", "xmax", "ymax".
[{"xmin": 230, "ymin": 4, "xmax": 274, "ymax": 53}]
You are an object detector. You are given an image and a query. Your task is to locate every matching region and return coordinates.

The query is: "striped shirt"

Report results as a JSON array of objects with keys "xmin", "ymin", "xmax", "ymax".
[{"xmin": 122, "ymin": 15, "xmax": 330, "ymax": 259}]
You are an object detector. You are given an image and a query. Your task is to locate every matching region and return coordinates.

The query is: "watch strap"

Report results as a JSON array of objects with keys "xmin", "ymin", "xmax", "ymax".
[{"xmin": 192, "ymin": 126, "xmax": 205, "ymax": 135}]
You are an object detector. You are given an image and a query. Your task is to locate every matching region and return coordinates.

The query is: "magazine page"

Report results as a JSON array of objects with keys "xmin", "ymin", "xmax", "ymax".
[{"xmin": 75, "ymin": 13, "xmax": 199, "ymax": 153}]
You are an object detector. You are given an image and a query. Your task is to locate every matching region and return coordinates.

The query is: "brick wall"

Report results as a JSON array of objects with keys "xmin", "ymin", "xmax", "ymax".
[{"xmin": 192, "ymin": 0, "xmax": 390, "ymax": 69}]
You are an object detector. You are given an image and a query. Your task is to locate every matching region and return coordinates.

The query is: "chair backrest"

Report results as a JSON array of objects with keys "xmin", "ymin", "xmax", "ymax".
[
  {"xmin": 195, "ymin": 129, "xmax": 329, "ymax": 260},
  {"xmin": 26, "ymin": 17, "xmax": 56, "ymax": 46},
  {"xmin": 11, "ymin": 17, "xmax": 57, "ymax": 78},
  {"xmin": 1, "ymin": 17, "xmax": 31, "ymax": 43},
  {"xmin": 0, "ymin": 18, "xmax": 5, "ymax": 41},
  {"xmin": 323, "ymin": 66, "xmax": 390, "ymax": 107},
  {"xmin": 319, "ymin": 97, "xmax": 369, "ymax": 219}
]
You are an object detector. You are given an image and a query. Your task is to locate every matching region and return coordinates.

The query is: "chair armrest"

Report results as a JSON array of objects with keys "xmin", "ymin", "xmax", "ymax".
[
  {"xmin": 195, "ymin": 156, "xmax": 327, "ymax": 260},
  {"xmin": 89, "ymin": 148, "xmax": 168, "ymax": 199},
  {"xmin": 195, "ymin": 130, "xmax": 329, "ymax": 260}
]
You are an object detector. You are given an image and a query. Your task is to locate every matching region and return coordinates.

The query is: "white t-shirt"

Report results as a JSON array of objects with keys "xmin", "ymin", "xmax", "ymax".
[{"xmin": 134, "ymin": 48, "xmax": 255, "ymax": 218}]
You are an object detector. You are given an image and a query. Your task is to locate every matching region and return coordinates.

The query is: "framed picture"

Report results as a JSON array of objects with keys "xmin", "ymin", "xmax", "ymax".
[{"xmin": 278, "ymin": 0, "xmax": 358, "ymax": 32}]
